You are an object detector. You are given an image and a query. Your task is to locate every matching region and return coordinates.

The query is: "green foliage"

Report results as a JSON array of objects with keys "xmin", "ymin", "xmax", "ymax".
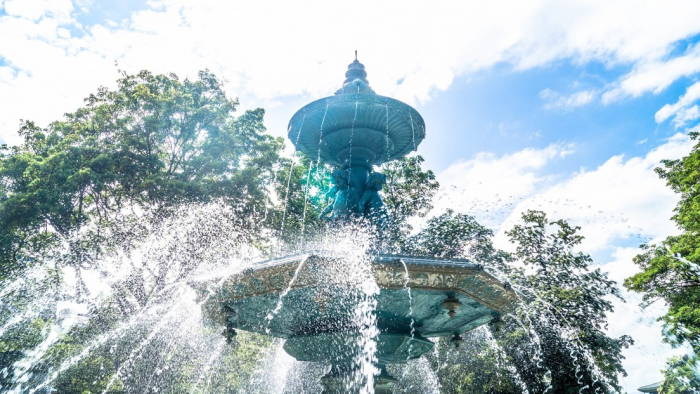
[
  {"xmin": 273, "ymin": 155, "xmax": 331, "ymax": 247},
  {"xmin": 394, "ymin": 209, "xmax": 630, "ymax": 393},
  {"xmin": 382, "ymin": 155, "xmax": 440, "ymax": 249},
  {"xmin": 0, "ymin": 317, "xmax": 51, "ymax": 390},
  {"xmin": 208, "ymin": 332, "xmax": 275, "ymax": 392},
  {"xmin": 0, "ymin": 69, "xmax": 286, "ymax": 392},
  {"xmin": 427, "ymin": 332, "xmax": 519, "ymax": 394},
  {"xmin": 659, "ymin": 355, "xmax": 700, "ymax": 394},
  {"xmin": 0, "ymin": 68, "xmax": 636, "ymax": 393},
  {"xmin": 499, "ymin": 210, "xmax": 632, "ymax": 394},
  {"xmin": 624, "ymin": 133, "xmax": 700, "ymax": 387},
  {"xmin": 0, "ymin": 69, "xmax": 284, "ymax": 277},
  {"xmin": 625, "ymin": 238, "xmax": 700, "ymax": 348},
  {"xmin": 404, "ymin": 209, "xmax": 508, "ymax": 265}
]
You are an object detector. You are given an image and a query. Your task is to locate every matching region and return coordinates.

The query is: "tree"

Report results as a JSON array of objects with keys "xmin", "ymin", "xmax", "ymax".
[
  {"xmin": 381, "ymin": 155, "xmax": 440, "ymax": 251},
  {"xmin": 658, "ymin": 355, "xmax": 700, "ymax": 394},
  {"xmin": 426, "ymin": 330, "xmax": 519, "ymax": 394},
  {"xmin": 0, "ymin": 69, "xmax": 286, "ymax": 392},
  {"xmin": 503, "ymin": 211, "xmax": 632, "ymax": 394},
  {"xmin": 0, "ymin": 68, "xmax": 285, "ymax": 287},
  {"xmin": 272, "ymin": 155, "xmax": 331, "ymax": 249},
  {"xmin": 403, "ymin": 209, "xmax": 508, "ymax": 265},
  {"xmin": 403, "ymin": 209, "xmax": 630, "ymax": 393},
  {"xmin": 625, "ymin": 132, "xmax": 700, "ymax": 390},
  {"xmin": 1, "ymin": 68, "xmax": 635, "ymax": 393}
]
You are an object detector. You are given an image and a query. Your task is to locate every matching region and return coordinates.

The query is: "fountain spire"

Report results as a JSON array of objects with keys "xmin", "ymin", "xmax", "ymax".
[{"xmin": 336, "ymin": 54, "xmax": 375, "ymax": 95}]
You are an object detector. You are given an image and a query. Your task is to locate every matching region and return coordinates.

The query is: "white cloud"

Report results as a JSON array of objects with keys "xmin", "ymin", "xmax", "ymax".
[
  {"xmin": 603, "ymin": 44, "xmax": 700, "ymax": 103},
  {"xmin": 493, "ymin": 133, "xmax": 691, "ymax": 252},
  {"xmin": 656, "ymin": 81, "xmax": 700, "ymax": 130},
  {"xmin": 540, "ymin": 88, "xmax": 596, "ymax": 109},
  {"xmin": 3, "ymin": 0, "xmax": 700, "ymax": 144},
  {"xmin": 435, "ymin": 143, "xmax": 573, "ymax": 228},
  {"xmin": 3, "ymin": 0, "xmax": 74, "ymax": 22},
  {"xmin": 0, "ymin": 2, "xmax": 698, "ymax": 390},
  {"xmin": 672, "ymin": 105, "xmax": 700, "ymax": 128}
]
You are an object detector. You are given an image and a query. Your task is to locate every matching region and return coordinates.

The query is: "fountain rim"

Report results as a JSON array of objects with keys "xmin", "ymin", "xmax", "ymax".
[
  {"xmin": 243, "ymin": 252, "xmax": 482, "ymax": 271},
  {"xmin": 287, "ymin": 93, "xmax": 426, "ymax": 140},
  {"xmin": 226, "ymin": 252, "xmax": 518, "ymax": 314}
]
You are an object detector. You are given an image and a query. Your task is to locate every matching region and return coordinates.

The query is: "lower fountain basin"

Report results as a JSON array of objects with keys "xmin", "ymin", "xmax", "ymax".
[
  {"xmin": 201, "ymin": 253, "xmax": 517, "ymax": 361},
  {"xmin": 199, "ymin": 253, "xmax": 518, "ymax": 392},
  {"xmin": 284, "ymin": 332, "xmax": 434, "ymax": 365}
]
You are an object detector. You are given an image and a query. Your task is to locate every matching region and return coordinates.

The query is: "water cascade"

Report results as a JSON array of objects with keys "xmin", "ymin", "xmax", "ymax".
[{"xmin": 201, "ymin": 57, "xmax": 519, "ymax": 393}]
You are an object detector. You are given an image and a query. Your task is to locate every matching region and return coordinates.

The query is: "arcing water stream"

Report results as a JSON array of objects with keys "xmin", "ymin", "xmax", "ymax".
[{"xmin": 0, "ymin": 198, "xmax": 620, "ymax": 393}]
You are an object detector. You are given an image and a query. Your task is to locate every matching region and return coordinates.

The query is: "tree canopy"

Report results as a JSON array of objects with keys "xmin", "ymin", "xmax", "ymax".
[
  {"xmin": 625, "ymin": 132, "xmax": 700, "ymax": 392},
  {"xmin": 0, "ymin": 70, "xmax": 288, "ymax": 392},
  {"xmin": 0, "ymin": 70, "xmax": 284, "ymax": 277},
  {"xmin": 417, "ymin": 210, "xmax": 631, "ymax": 393}
]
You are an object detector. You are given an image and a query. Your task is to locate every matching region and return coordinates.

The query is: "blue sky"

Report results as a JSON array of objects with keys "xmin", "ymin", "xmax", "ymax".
[
  {"xmin": 418, "ymin": 62, "xmax": 686, "ymax": 171},
  {"xmin": 2, "ymin": 0, "xmax": 700, "ymax": 391}
]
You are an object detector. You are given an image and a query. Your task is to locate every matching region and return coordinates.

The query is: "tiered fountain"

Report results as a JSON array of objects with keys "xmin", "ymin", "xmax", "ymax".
[{"xmin": 202, "ymin": 55, "xmax": 518, "ymax": 393}]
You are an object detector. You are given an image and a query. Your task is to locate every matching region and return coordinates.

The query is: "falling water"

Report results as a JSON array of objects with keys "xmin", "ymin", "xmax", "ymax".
[
  {"xmin": 189, "ymin": 338, "xmax": 225, "ymax": 394},
  {"xmin": 391, "ymin": 357, "xmax": 441, "ymax": 394},
  {"xmin": 300, "ymin": 102, "xmax": 330, "ymax": 243},
  {"xmin": 524, "ymin": 288, "xmax": 614, "ymax": 393},
  {"xmin": 280, "ymin": 111, "xmax": 307, "ymax": 242},
  {"xmin": 409, "ymin": 112, "xmax": 417, "ymax": 151},
  {"xmin": 385, "ymin": 103, "xmax": 391, "ymax": 162},
  {"xmin": 484, "ymin": 266, "xmax": 615, "ymax": 393},
  {"xmin": 0, "ymin": 198, "xmax": 617, "ymax": 393},
  {"xmin": 400, "ymin": 260, "xmax": 417, "ymax": 356},
  {"xmin": 310, "ymin": 228, "xmax": 380, "ymax": 393},
  {"xmin": 506, "ymin": 314, "xmax": 553, "ymax": 393},
  {"xmin": 484, "ymin": 328, "xmax": 531, "ymax": 394},
  {"xmin": 298, "ymin": 161, "xmax": 315, "ymax": 246},
  {"xmin": 99, "ymin": 306, "xmax": 184, "ymax": 394},
  {"xmin": 245, "ymin": 339, "xmax": 295, "ymax": 394},
  {"xmin": 349, "ymin": 255, "xmax": 380, "ymax": 394},
  {"xmin": 282, "ymin": 362, "xmax": 327, "ymax": 393},
  {"xmin": 316, "ymin": 102, "xmax": 330, "ymax": 166},
  {"xmin": 1, "ymin": 200, "xmax": 267, "ymax": 394},
  {"xmin": 265, "ymin": 255, "xmax": 310, "ymax": 331},
  {"xmin": 348, "ymin": 100, "xmax": 359, "ymax": 168},
  {"xmin": 0, "ymin": 308, "xmax": 38, "ymax": 339}
]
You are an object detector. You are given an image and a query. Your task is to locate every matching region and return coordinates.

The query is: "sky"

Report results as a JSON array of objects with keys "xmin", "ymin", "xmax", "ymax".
[{"xmin": 2, "ymin": 0, "xmax": 700, "ymax": 391}]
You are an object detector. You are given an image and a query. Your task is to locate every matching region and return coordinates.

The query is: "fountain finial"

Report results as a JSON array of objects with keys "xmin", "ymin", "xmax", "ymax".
[{"xmin": 335, "ymin": 54, "xmax": 375, "ymax": 95}]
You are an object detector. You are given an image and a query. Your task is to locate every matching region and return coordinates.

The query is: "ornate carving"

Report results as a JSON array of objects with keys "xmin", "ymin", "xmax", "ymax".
[
  {"xmin": 442, "ymin": 296, "xmax": 462, "ymax": 318},
  {"xmin": 358, "ymin": 172, "xmax": 388, "ymax": 225},
  {"xmin": 320, "ymin": 169, "xmax": 349, "ymax": 220},
  {"xmin": 214, "ymin": 254, "xmax": 518, "ymax": 314}
]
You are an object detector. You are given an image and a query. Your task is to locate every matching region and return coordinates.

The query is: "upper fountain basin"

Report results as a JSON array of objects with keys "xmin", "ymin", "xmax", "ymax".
[{"xmin": 287, "ymin": 94, "xmax": 426, "ymax": 168}]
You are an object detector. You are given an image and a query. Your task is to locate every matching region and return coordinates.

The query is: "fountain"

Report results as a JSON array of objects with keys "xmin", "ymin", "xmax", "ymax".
[{"xmin": 202, "ymin": 55, "xmax": 519, "ymax": 393}]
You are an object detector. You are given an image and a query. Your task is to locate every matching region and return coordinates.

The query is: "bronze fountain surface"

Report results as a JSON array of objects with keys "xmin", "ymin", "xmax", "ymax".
[{"xmin": 202, "ymin": 55, "xmax": 518, "ymax": 393}]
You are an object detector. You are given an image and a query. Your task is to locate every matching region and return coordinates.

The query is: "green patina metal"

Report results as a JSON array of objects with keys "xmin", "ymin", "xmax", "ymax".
[
  {"xmin": 203, "ymin": 57, "xmax": 518, "ymax": 393},
  {"xmin": 287, "ymin": 56, "xmax": 425, "ymax": 222}
]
